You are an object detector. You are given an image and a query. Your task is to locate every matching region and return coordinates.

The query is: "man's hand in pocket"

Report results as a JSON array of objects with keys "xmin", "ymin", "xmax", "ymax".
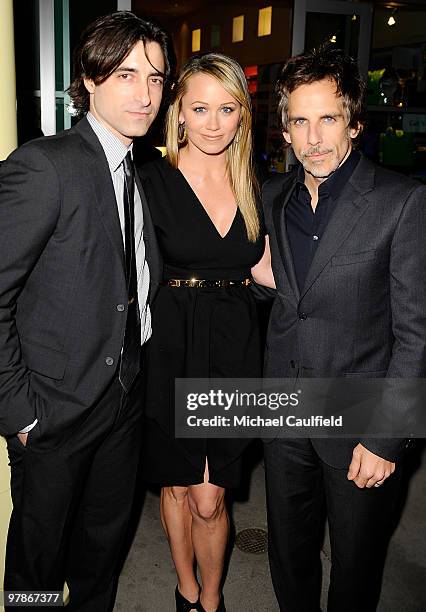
[{"xmin": 17, "ymin": 432, "xmax": 28, "ymax": 446}]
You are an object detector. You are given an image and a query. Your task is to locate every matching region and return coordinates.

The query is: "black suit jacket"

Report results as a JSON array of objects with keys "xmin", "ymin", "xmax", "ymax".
[
  {"xmin": 263, "ymin": 154, "xmax": 426, "ymax": 467},
  {"xmin": 0, "ymin": 117, "xmax": 161, "ymax": 446}
]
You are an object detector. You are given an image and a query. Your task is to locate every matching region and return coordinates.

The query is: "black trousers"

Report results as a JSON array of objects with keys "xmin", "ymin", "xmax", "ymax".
[
  {"xmin": 264, "ymin": 438, "xmax": 401, "ymax": 612},
  {"xmin": 4, "ymin": 375, "xmax": 143, "ymax": 611}
]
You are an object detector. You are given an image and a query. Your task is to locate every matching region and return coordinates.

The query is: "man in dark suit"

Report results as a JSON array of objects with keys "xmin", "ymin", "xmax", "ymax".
[
  {"xmin": 0, "ymin": 12, "xmax": 174, "ymax": 611},
  {"xmin": 261, "ymin": 46, "xmax": 426, "ymax": 611}
]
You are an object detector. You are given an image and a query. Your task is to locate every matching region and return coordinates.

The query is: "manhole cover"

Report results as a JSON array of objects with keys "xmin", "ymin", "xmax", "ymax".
[{"xmin": 235, "ymin": 528, "xmax": 268, "ymax": 554}]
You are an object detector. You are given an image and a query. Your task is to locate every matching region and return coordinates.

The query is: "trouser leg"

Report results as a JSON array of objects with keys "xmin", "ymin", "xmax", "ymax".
[
  {"xmin": 4, "ymin": 437, "xmax": 76, "ymax": 596},
  {"xmin": 323, "ymin": 461, "xmax": 402, "ymax": 612},
  {"xmin": 264, "ymin": 438, "xmax": 324, "ymax": 612},
  {"xmin": 65, "ymin": 379, "xmax": 143, "ymax": 611},
  {"xmin": 4, "ymin": 376, "xmax": 143, "ymax": 612}
]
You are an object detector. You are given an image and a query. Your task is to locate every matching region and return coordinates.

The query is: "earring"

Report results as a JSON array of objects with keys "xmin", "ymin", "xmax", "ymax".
[
  {"xmin": 233, "ymin": 124, "xmax": 242, "ymax": 144},
  {"xmin": 178, "ymin": 122, "xmax": 187, "ymax": 145}
]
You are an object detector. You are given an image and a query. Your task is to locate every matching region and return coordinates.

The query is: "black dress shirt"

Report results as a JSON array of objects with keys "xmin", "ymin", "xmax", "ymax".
[{"xmin": 286, "ymin": 150, "xmax": 360, "ymax": 292}]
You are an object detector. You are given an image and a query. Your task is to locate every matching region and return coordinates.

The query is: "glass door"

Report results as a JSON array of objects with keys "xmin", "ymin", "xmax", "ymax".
[{"xmin": 292, "ymin": 0, "xmax": 373, "ymax": 75}]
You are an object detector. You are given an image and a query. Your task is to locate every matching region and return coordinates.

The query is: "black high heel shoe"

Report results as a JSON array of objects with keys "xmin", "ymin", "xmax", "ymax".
[
  {"xmin": 215, "ymin": 593, "xmax": 226, "ymax": 612},
  {"xmin": 198, "ymin": 593, "xmax": 226, "ymax": 612},
  {"xmin": 175, "ymin": 585, "xmax": 201, "ymax": 612}
]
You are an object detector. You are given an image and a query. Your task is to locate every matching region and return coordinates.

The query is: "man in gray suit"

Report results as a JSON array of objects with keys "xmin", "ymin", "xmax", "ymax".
[
  {"xmin": 0, "ymin": 12, "xmax": 174, "ymax": 611},
  {"xmin": 260, "ymin": 46, "xmax": 426, "ymax": 611}
]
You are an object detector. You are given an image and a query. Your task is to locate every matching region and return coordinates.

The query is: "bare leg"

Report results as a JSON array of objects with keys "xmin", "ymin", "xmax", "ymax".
[
  {"xmin": 188, "ymin": 461, "xmax": 229, "ymax": 612},
  {"xmin": 160, "ymin": 486, "xmax": 200, "ymax": 607}
]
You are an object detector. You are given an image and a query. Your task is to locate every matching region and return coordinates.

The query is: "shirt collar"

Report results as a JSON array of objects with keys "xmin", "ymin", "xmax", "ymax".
[
  {"xmin": 87, "ymin": 112, "xmax": 132, "ymax": 172},
  {"xmin": 296, "ymin": 149, "xmax": 360, "ymax": 200}
]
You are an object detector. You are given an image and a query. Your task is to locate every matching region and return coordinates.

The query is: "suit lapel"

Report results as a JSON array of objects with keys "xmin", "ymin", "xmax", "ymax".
[
  {"xmin": 271, "ymin": 175, "xmax": 300, "ymax": 302},
  {"xmin": 75, "ymin": 118, "xmax": 125, "ymax": 273},
  {"xmin": 300, "ymin": 156, "xmax": 376, "ymax": 299},
  {"xmin": 91, "ymin": 157, "xmax": 125, "ymax": 271}
]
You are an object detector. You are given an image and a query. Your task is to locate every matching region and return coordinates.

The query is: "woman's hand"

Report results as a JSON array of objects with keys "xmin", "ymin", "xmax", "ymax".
[{"xmin": 251, "ymin": 236, "xmax": 276, "ymax": 288}]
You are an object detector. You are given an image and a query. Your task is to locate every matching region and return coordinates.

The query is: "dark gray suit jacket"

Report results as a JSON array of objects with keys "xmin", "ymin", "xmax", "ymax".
[
  {"xmin": 0, "ymin": 117, "xmax": 161, "ymax": 446},
  {"xmin": 263, "ymin": 154, "xmax": 426, "ymax": 467}
]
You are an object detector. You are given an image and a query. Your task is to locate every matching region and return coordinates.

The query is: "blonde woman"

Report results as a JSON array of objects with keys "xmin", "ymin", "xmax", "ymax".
[{"xmin": 140, "ymin": 53, "xmax": 267, "ymax": 612}]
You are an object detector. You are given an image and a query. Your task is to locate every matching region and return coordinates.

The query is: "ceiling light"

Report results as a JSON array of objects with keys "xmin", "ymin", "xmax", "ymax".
[
  {"xmin": 330, "ymin": 34, "xmax": 337, "ymax": 43},
  {"xmin": 387, "ymin": 8, "xmax": 397, "ymax": 26}
]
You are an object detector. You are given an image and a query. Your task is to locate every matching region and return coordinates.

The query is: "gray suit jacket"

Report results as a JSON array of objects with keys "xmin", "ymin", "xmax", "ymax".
[
  {"xmin": 263, "ymin": 154, "xmax": 426, "ymax": 467},
  {"xmin": 0, "ymin": 117, "xmax": 161, "ymax": 445}
]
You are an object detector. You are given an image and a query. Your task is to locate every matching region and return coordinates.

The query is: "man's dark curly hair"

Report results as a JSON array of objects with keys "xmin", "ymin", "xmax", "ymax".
[
  {"xmin": 68, "ymin": 11, "xmax": 176, "ymax": 117},
  {"xmin": 276, "ymin": 44, "xmax": 366, "ymax": 133}
]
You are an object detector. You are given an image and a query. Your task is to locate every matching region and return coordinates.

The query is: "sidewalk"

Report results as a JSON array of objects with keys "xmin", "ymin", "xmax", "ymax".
[{"xmin": 115, "ymin": 441, "xmax": 426, "ymax": 611}]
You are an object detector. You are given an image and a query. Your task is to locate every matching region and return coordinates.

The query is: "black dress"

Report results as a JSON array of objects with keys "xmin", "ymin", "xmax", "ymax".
[{"xmin": 140, "ymin": 157, "xmax": 264, "ymax": 488}]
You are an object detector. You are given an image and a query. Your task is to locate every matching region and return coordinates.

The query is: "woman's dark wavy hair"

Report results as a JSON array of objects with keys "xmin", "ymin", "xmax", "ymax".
[
  {"xmin": 68, "ymin": 11, "xmax": 176, "ymax": 117},
  {"xmin": 277, "ymin": 44, "xmax": 366, "ymax": 133}
]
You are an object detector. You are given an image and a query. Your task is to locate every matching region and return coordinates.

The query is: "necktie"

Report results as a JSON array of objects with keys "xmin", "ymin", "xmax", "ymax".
[{"xmin": 119, "ymin": 152, "xmax": 141, "ymax": 393}]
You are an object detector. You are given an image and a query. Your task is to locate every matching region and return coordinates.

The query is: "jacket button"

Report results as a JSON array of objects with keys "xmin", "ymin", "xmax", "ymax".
[
  {"xmin": 298, "ymin": 312, "xmax": 308, "ymax": 320},
  {"xmin": 105, "ymin": 357, "xmax": 114, "ymax": 366},
  {"xmin": 116, "ymin": 304, "xmax": 125, "ymax": 312}
]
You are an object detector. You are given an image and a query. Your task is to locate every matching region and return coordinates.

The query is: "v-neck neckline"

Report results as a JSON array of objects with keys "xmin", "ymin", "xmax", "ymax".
[{"xmin": 176, "ymin": 167, "xmax": 238, "ymax": 240}]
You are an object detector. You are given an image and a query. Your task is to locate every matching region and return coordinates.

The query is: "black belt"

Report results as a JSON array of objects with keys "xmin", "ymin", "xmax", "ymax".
[{"xmin": 160, "ymin": 278, "xmax": 251, "ymax": 288}]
